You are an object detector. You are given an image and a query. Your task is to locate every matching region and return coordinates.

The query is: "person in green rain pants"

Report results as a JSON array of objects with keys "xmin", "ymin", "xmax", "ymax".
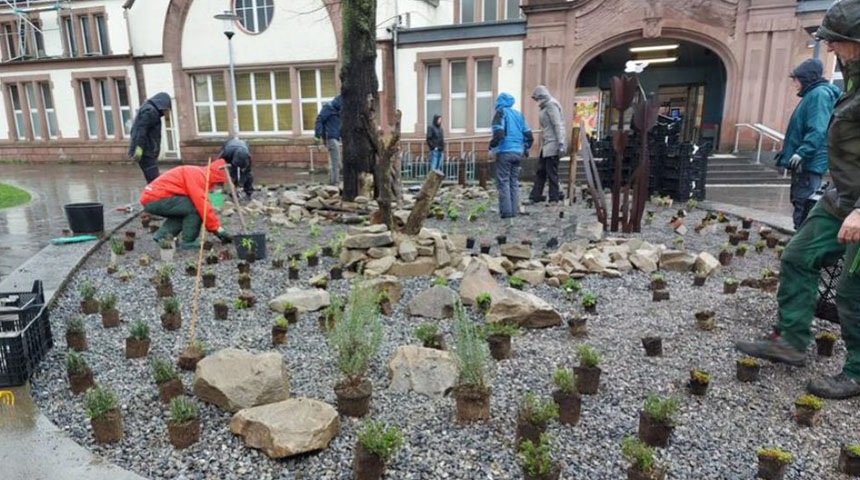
[{"xmin": 736, "ymin": 0, "xmax": 860, "ymax": 399}]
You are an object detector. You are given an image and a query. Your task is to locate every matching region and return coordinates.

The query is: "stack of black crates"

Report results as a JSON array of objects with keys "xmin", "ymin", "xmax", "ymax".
[{"xmin": 0, "ymin": 281, "xmax": 52, "ymax": 387}]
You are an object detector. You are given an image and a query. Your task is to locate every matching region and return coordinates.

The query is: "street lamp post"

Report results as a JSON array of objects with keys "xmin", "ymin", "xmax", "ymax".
[{"xmin": 215, "ymin": 11, "xmax": 240, "ymax": 138}]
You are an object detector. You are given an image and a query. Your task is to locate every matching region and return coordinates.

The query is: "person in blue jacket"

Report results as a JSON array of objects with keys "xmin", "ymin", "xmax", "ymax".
[
  {"xmin": 489, "ymin": 93, "xmax": 533, "ymax": 219},
  {"xmin": 218, "ymin": 137, "xmax": 253, "ymax": 199},
  {"xmin": 314, "ymin": 95, "xmax": 342, "ymax": 186},
  {"xmin": 777, "ymin": 58, "xmax": 842, "ymax": 228}
]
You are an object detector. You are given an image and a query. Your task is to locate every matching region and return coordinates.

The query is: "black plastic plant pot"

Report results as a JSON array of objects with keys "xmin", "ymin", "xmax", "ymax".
[
  {"xmin": 480, "ymin": 245, "xmax": 491, "ymax": 254},
  {"xmin": 757, "ymin": 456, "xmax": 788, "ymax": 480},
  {"xmin": 736, "ymin": 362, "xmax": 760, "ymax": 382},
  {"xmin": 466, "ymin": 238, "xmax": 476, "ymax": 249},
  {"xmin": 235, "ymin": 233, "xmax": 267, "ymax": 260},
  {"xmin": 816, "ymin": 337, "xmax": 836, "ymax": 357},
  {"xmin": 496, "ymin": 235, "xmax": 507, "ymax": 245},
  {"xmin": 330, "ymin": 267, "xmax": 343, "ymax": 280},
  {"xmin": 322, "ymin": 246, "xmax": 335, "ymax": 257},
  {"xmin": 839, "ymin": 446, "xmax": 860, "ymax": 476},
  {"xmin": 64, "ymin": 202, "xmax": 104, "ymax": 234},
  {"xmin": 642, "ymin": 337, "xmax": 662, "ymax": 357},
  {"xmin": 688, "ymin": 379, "xmax": 709, "ymax": 396}
]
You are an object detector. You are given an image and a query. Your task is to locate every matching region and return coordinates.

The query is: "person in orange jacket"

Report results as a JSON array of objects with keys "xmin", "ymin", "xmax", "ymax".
[{"xmin": 140, "ymin": 159, "xmax": 233, "ymax": 249}]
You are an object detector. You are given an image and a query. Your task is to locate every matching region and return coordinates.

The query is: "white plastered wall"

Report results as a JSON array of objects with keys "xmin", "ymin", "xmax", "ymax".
[
  {"xmin": 377, "ymin": 0, "xmax": 454, "ymax": 39},
  {"xmin": 127, "ymin": 0, "xmax": 170, "ymax": 56}
]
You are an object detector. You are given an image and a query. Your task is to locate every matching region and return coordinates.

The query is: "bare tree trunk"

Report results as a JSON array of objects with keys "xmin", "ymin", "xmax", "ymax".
[
  {"xmin": 404, "ymin": 170, "xmax": 444, "ymax": 235},
  {"xmin": 340, "ymin": 0, "xmax": 379, "ymax": 201},
  {"xmin": 375, "ymin": 111, "xmax": 402, "ymax": 232}
]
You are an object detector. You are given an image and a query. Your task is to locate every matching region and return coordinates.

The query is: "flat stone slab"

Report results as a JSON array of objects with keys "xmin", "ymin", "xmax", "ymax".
[
  {"xmin": 230, "ymin": 398, "xmax": 340, "ymax": 459},
  {"xmin": 194, "ymin": 348, "xmax": 290, "ymax": 413},
  {"xmin": 268, "ymin": 288, "xmax": 330, "ymax": 313},
  {"xmin": 388, "ymin": 345, "xmax": 458, "ymax": 396},
  {"xmin": 406, "ymin": 285, "xmax": 457, "ymax": 319}
]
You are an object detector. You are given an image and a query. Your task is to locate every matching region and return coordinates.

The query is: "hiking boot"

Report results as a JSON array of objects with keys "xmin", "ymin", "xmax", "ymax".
[
  {"xmin": 735, "ymin": 337, "xmax": 806, "ymax": 367},
  {"xmin": 807, "ymin": 373, "xmax": 860, "ymax": 399}
]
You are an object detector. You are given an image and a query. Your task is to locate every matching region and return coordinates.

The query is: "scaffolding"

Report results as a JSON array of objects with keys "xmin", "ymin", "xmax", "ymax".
[{"xmin": 0, "ymin": 0, "xmax": 71, "ymax": 62}]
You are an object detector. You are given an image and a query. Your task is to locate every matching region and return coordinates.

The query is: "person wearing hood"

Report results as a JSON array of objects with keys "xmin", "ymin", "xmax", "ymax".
[
  {"xmin": 528, "ymin": 85, "xmax": 567, "ymax": 205},
  {"xmin": 776, "ymin": 59, "xmax": 842, "ymax": 228},
  {"xmin": 140, "ymin": 160, "xmax": 233, "ymax": 249},
  {"xmin": 489, "ymin": 92, "xmax": 534, "ymax": 219},
  {"xmin": 736, "ymin": 0, "xmax": 860, "ymax": 400},
  {"xmin": 314, "ymin": 95, "xmax": 343, "ymax": 186},
  {"xmin": 426, "ymin": 114, "xmax": 445, "ymax": 172},
  {"xmin": 218, "ymin": 137, "xmax": 254, "ymax": 199},
  {"xmin": 129, "ymin": 92, "xmax": 172, "ymax": 184}
]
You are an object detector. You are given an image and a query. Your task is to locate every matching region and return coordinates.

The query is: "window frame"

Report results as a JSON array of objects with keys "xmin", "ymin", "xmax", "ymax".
[
  {"xmin": 474, "ymin": 59, "xmax": 494, "ymax": 131},
  {"xmin": 62, "ymin": 16, "xmax": 78, "ymax": 57},
  {"xmin": 192, "ymin": 73, "xmax": 229, "ymax": 135},
  {"xmin": 59, "ymin": 8, "xmax": 109, "ymax": 58},
  {"xmin": 2, "ymin": 76, "xmax": 59, "ymax": 141},
  {"xmin": 235, "ymin": 71, "xmax": 293, "ymax": 134},
  {"xmin": 80, "ymin": 81, "xmax": 98, "ymax": 139},
  {"xmin": 449, "ymin": 61, "xmax": 467, "ymax": 133},
  {"xmin": 482, "ymin": 0, "xmax": 497, "ymax": 22},
  {"xmin": 40, "ymin": 82, "xmax": 58, "ymax": 138},
  {"xmin": 8, "ymin": 84, "xmax": 25, "ymax": 139},
  {"xmin": 72, "ymin": 71, "xmax": 133, "ymax": 140},
  {"xmin": 234, "ymin": 0, "xmax": 275, "ymax": 35},
  {"xmin": 115, "ymin": 78, "xmax": 131, "ymax": 135},
  {"xmin": 298, "ymin": 67, "xmax": 336, "ymax": 134},
  {"xmin": 95, "ymin": 14, "xmax": 109, "ymax": 55},
  {"xmin": 505, "ymin": 0, "xmax": 521, "ymax": 20},
  {"xmin": 98, "ymin": 79, "xmax": 114, "ymax": 137},
  {"xmin": 460, "ymin": 0, "xmax": 476, "ymax": 24},
  {"xmin": 425, "ymin": 63, "xmax": 442, "ymax": 131}
]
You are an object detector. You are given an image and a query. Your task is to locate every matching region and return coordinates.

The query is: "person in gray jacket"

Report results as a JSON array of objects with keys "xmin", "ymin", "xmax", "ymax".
[{"xmin": 528, "ymin": 86, "xmax": 567, "ymax": 204}]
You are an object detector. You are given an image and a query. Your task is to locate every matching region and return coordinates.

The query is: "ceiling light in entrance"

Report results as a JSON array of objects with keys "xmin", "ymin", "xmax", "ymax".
[
  {"xmin": 629, "ymin": 44, "xmax": 680, "ymax": 53},
  {"xmin": 637, "ymin": 57, "xmax": 678, "ymax": 64}
]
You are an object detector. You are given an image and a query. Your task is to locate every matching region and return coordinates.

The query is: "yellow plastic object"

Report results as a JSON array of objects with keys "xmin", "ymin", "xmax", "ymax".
[{"xmin": 0, "ymin": 391, "xmax": 14, "ymax": 405}]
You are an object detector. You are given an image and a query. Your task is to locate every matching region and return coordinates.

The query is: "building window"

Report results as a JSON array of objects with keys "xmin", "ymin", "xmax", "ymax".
[
  {"xmin": 3, "ymin": 24, "xmax": 16, "ymax": 59},
  {"xmin": 450, "ymin": 61, "xmax": 467, "ymax": 131},
  {"xmin": 8, "ymin": 85, "xmax": 25, "ymax": 138},
  {"xmin": 80, "ymin": 16, "xmax": 94, "ymax": 54},
  {"xmin": 235, "ymin": 71, "xmax": 293, "ymax": 133},
  {"xmin": 193, "ymin": 74, "xmax": 228, "ymax": 134},
  {"xmin": 299, "ymin": 67, "xmax": 336, "ymax": 133},
  {"xmin": 40, "ymin": 82, "xmax": 58, "ymax": 138},
  {"xmin": 475, "ymin": 59, "xmax": 493, "ymax": 130},
  {"xmin": 235, "ymin": 0, "xmax": 274, "ymax": 34},
  {"xmin": 23, "ymin": 83, "xmax": 43, "ymax": 139},
  {"xmin": 483, "ymin": 0, "xmax": 497, "ymax": 22},
  {"xmin": 425, "ymin": 64, "xmax": 442, "ymax": 128},
  {"xmin": 63, "ymin": 16, "xmax": 77, "ymax": 57},
  {"xmin": 506, "ymin": 0, "xmax": 521, "ymax": 20},
  {"xmin": 80, "ymin": 81, "xmax": 97, "ymax": 138},
  {"xmin": 461, "ymin": 0, "xmax": 475, "ymax": 23},
  {"xmin": 116, "ymin": 79, "xmax": 131, "ymax": 135},
  {"xmin": 95, "ymin": 15, "xmax": 109, "ymax": 54},
  {"xmin": 98, "ymin": 80, "xmax": 114, "ymax": 137}
]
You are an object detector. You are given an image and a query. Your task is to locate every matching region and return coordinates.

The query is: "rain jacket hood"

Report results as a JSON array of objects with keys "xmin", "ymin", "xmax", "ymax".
[
  {"xmin": 532, "ymin": 85, "xmax": 566, "ymax": 157},
  {"xmin": 490, "ymin": 93, "xmax": 533, "ymax": 155},
  {"xmin": 495, "ymin": 92, "xmax": 515, "ymax": 110},
  {"xmin": 149, "ymin": 92, "xmax": 172, "ymax": 115},
  {"xmin": 314, "ymin": 95, "xmax": 342, "ymax": 141}
]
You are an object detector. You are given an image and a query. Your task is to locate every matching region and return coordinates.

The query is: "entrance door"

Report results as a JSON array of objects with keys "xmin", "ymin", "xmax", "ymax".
[
  {"xmin": 656, "ymin": 85, "xmax": 705, "ymax": 143},
  {"xmin": 161, "ymin": 102, "xmax": 180, "ymax": 159}
]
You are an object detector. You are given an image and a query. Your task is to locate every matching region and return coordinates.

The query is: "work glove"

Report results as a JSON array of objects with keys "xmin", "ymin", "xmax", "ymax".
[
  {"xmin": 132, "ymin": 146, "xmax": 143, "ymax": 162},
  {"xmin": 215, "ymin": 227, "xmax": 233, "ymax": 244},
  {"xmin": 558, "ymin": 143, "xmax": 567, "ymax": 156},
  {"xmin": 314, "ymin": 137, "xmax": 322, "ymax": 146},
  {"xmin": 789, "ymin": 154, "xmax": 803, "ymax": 172}
]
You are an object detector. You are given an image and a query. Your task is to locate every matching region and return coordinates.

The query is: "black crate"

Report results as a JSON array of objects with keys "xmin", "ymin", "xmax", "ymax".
[
  {"xmin": 0, "ymin": 281, "xmax": 53, "ymax": 387},
  {"xmin": 816, "ymin": 260, "xmax": 842, "ymax": 324}
]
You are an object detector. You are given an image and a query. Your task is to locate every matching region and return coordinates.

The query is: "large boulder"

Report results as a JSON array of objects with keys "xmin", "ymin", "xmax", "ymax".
[
  {"xmin": 229, "ymin": 398, "xmax": 339, "ymax": 458},
  {"xmin": 398, "ymin": 239, "xmax": 418, "ymax": 262},
  {"xmin": 364, "ymin": 256, "xmax": 396, "ymax": 277},
  {"xmin": 694, "ymin": 252, "xmax": 721, "ymax": 277},
  {"xmin": 576, "ymin": 222, "xmax": 604, "ymax": 242},
  {"xmin": 460, "ymin": 260, "xmax": 503, "ymax": 305},
  {"xmin": 387, "ymin": 345, "xmax": 458, "ymax": 396},
  {"xmin": 269, "ymin": 288, "xmax": 330, "ymax": 313},
  {"xmin": 501, "ymin": 243, "xmax": 531, "ymax": 260},
  {"xmin": 487, "ymin": 288, "xmax": 562, "ymax": 328},
  {"xmin": 343, "ymin": 231, "xmax": 394, "ymax": 249},
  {"xmin": 388, "ymin": 257, "xmax": 437, "ymax": 277},
  {"xmin": 513, "ymin": 267, "xmax": 545, "ymax": 286},
  {"xmin": 406, "ymin": 285, "xmax": 457, "ymax": 319},
  {"xmin": 365, "ymin": 275, "xmax": 403, "ymax": 303},
  {"xmin": 660, "ymin": 250, "xmax": 696, "ymax": 272},
  {"xmin": 194, "ymin": 348, "xmax": 290, "ymax": 413},
  {"xmin": 629, "ymin": 249, "xmax": 659, "ymax": 273}
]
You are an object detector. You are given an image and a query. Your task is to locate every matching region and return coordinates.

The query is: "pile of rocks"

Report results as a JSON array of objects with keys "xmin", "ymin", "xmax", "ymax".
[{"xmin": 339, "ymin": 225, "xmax": 464, "ymax": 278}]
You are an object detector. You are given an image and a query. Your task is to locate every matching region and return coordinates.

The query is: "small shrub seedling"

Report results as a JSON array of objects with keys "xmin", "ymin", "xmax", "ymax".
[
  {"xmin": 643, "ymin": 395, "xmax": 679, "ymax": 423},
  {"xmin": 552, "ymin": 368, "xmax": 576, "ymax": 394},
  {"xmin": 518, "ymin": 392, "xmax": 559, "ymax": 425},
  {"xmin": 577, "ymin": 345, "xmax": 601, "ymax": 368},
  {"xmin": 152, "ymin": 358, "xmax": 178, "ymax": 384},
  {"xmin": 169, "ymin": 396, "xmax": 198, "ymax": 423},
  {"xmin": 758, "ymin": 447, "xmax": 792, "ymax": 463},
  {"xmin": 519, "ymin": 434, "xmax": 554, "ymax": 476},
  {"xmin": 357, "ymin": 420, "xmax": 404, "ymax": 463},
  {"xmin": 84, "ymin": 385, "xmax": 118, "ymax": 420}
]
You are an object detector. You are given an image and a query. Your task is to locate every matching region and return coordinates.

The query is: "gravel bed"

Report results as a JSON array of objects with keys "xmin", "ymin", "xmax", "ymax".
[{"xmin": 30, "ymin": 186, "xmax": 856, "ymax": 479}]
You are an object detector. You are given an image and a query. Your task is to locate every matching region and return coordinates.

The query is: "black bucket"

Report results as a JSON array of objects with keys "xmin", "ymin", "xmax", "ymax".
[
  {"xmin": 63, "ymin": 202, "xmax": 104, "ymax": 234},
  {"xmin": 235, "ymin": 233, "xmax": 267, "ymax": 260}
]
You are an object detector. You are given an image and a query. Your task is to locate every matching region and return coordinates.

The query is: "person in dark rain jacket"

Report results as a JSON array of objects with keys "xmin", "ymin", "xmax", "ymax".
[
  {"xmin": 218, "ymin": 137, "xmax": 254, "ymax": 199},
  {"xmin": 426, "ymin": 114, "xmax": 445, "ymax": 172},
  {"xmin": 129, "ymin": 92, "xmax": 171, "ymax": 184}
]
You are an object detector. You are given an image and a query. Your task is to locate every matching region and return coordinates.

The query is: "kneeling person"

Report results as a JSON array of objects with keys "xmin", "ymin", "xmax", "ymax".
[
  {"xmin": 140, "ymin": 159, "xmax": 232, "ymax": 249},
  {"xmin": 219, "ymin": 138, "xmax": 254, "ymax": 199}
]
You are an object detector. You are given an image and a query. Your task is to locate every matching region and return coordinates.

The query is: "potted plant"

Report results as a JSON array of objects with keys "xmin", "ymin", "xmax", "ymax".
[
  {"xmin": 672, "ymin": 237, "xmax": 684, "ymax": 250},
  {"xmin": 126, "ymin": 320, "xmax": 151, "ymax": 358},
  {"xmin": 159, "ymin": 238, "xmax": 175, "ymax": 262},
  {"xmin": 516, "ymin": 393, "xmax": 559, "ymax": 446},
  {"xmin": 149, "ymin": 222, "xmax": 159, "ymax": 233},
  {"xmin": 484, "ymin": 321, "xmax": 520, "ymax": 360},
  {"xmin": 728, "ymin": 233, "xmax": 742, "ymax": 246},
  {"xmin": 775, "ymin": 245, "xmax": 786, "ymax": 260},
  {"xmin": 839, "ymin": 444, "xmax": 860, "ymax": 476},
  {"xmin": 237, "ymin": 260, "xmax": 251, "ymax": 274},
  {"xmin": 205, "ymin": 251, "xmax": 219, "ymax": 265},
  {"xmin": 446, "ymin": 205, "xmax": 460, "ymax": 221},
  {"xmin": 757, "ymin": 447, "xmax": 792, "ymax": 480},
  {"xmin": 652, "ymin": 288, "xmax": 669, "ymax": 302},
  {"xmin": 320, "ymin": 296, "xmax": 344, "ymax": 332},
  {"xmin": 353, "ymin": 420, "xmax": 404, "ymax": 480},
  {"xmin": 581, "ymin": 292, "xmax": 598, "ymax": 314},
  {"xmin": 642, "ymin": 336, "xmax": 662, "ymax": 357},
  {"xmin": 202, "ymin": 268, "xmax": 216, "ymax": 288},
  {"xmin": 161, "ymin": 297, "xmax": 182, "ymax": 331},
  {"xmin": 288, "ymin": 257, "xmax": 300, "ymax": 280},
  {"xmin": 152, "ymin": 358, "xmax": 184, "ymax": 403},
  {"xmin": 568, "ymin": 315, "xmax": 587, "ymax": 338},
  {"xmin": 238, "ymin": 272, "xmax": 251, "ymax": 290},
  {"xmin": 794, "ymin": 394, "xmax": 823, "ymax": 427},
  {"xmin": 433, "ymin": 206, "xmax": 445, "ymax": 220},
  {"xmin": 736, "ymin": 243, "xmax": 749, "ymax": 258},
  {"xmin": 305, "ymin": 246, "xmax": 321, "ymax": 267},
  {"xmin": 66, "ymin": 351, "xmax": 94, "ymax": 394},
  {"xmin": 760, "ymin": 268, "xmax": 779, "ymax": 293},
  {"xmin": 650, "ymin": 273, "xmax": 666, "ymax": 291},
  {"xmin": 561, "ymin": 278, "xmax": 582, "ymax": 298},
  {"xmin": 415, "ymin": 323, "xmax": 445, "ymax": 350},
  {"xmin": 724, "ymin": 277, "xmax": 739, "ymax": 294},
  {"xmin": 480, "ymin": 239, "xmax": 491, "ymax": 255},
  {"xmin": 452, "ymin": 299, "xmax": 491, "ymax": 423},
  {"xmin": 575, "ymin": 345, "xmax": 602, "ymax": 395},
  {"xmin": 80, "ymin": 281, "xmax": 99, "ymax": 314},
  {"xmin": 109, "ymin": 238, "xmax": 125, "ymax": 265},
  {"xmin": 815, "ymin": 331, "xmax": 838, "ymax": 357},
  {"xmin": 327, "ymin": 283, "xmax": 383, "ymax": 417},
  {"xmin": 622, "ymin": 436, "xmax": 666, "ymax": 480},
  {"xmin": 509, "ymin": 276, "xmax": 526, "ymax": 290},
  {"xmin": 202, "ymin": 238, "xmax": 213, "ymax": 251},
  {"xmin": 476, "ymin": 292, "xmax": 492, "ymax": 314},
  {"xmin": 241, "ymin": 237, "xmax": 257, "ymax": 263},
  {"xmin": 465, "ymin": 237, "xmax": 476, "ymax": 249},
  {"xmin": 691, "ymin": 273, "xmax": 707, "ymax": 287},
  {"xmin": 65, "ymin": 316, "xmax": 88, "ymax": 351},
  {"xmin": 167, "ymin": 395, "xmax": 200, "ymax": 449},
  {"xmin": 695, "ymin": 310, "xmax": 716, "ymax": 331},
  {"xmin": 496, "ymin": 234, "xmax": 507, "ymax": 245},
  {"xmin": 181, "ymin": 260, "xmax": 194, "ymax": 277},
  {"xmin": 638, "ymin": 395, "xmax": 679, "ymax": 447},
  {"xmin": 84, "ymin": 385, "xmax": 122, "ymax": 443},
  {"xmin": 377, "ymin": 289, "xmax": 393, "ymax": 315},
  {"xmin": 272, "ymin": 243, "xmax": 286, "ymax": 268},
  {"xmin": 551, "ymin": 368, "xmax": 581, "ymax": 425},
  {"xmin": 753, "ymin": 240, "xmax": 765, "ymax": 254},
  {"xmin": 238, "ymin": 290, "xmax": 256, "ymax": 308},
  {"xmin": 155, "ymin": 264, "xmax": 174, "ymax": 298},
  {"xmin": 688, "ymin": 369, "xmax": 710, "ymax": 396},
  {"xmin": 272, "ymin": 316, "xmax": 289, "ymax": 345},
  {"xmin": 736, "ymin": 357, "xmax": 761, "ymax": 382},
  {"xmin": 280, "ymin": 301, "xmax": 299, "ymax": 324},
  {"xmin": 519, "ymin": 434, "xmax": 561, "ymax": 480},
  {"xmin": 718, "ymin": 243, "xmax": 733, "ymax": 266},
  {"xmin": 99, "ymin": 293, "xmax": 120, "ymax": 328},
  {"xmin": 234, "ymin": 298, "xmax": 250, "ymax": 310},
  {"xmin": 644, "ymin": 211, "xmax": 655, "ymax": 225},
  {"xmin": 211, "ymin": 299, "xmax": 228, "ymax": 320},
  {"xmin": 178, "ymin": 341, "xmax": 206, "ymax": 371},
  {"xmin": 742, "ymin": 217, "xmax": 753, "ymax": 229}
]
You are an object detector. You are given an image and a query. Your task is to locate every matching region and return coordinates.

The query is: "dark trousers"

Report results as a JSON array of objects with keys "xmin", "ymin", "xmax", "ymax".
[
  {"xmin": 230, "ymin": 165, "xmax": 254, "ymax": 197},
  {"xmin": 144, "ymin": 196, "xmax": 201, "ymax": 245},
  {"xmin": 139, "ymin": 157, "xmax": 160, "ymax": 184},
  {"xmin": 790, "ymin": 170, "xmax": 823, "ymax": 229},
  {"xmin": 530, "ymin": 153, "xmax": 560, "ymax": 203}
]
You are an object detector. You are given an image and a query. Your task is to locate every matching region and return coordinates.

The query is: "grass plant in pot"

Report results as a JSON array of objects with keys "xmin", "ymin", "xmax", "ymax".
[
  {"xmin": 568, "ymin": 315, "xmax": 587, "ymax": 338},
  {"xmin": 65, "ymin": 316, "xmax": 88, "ymax": 351},
  {"xmin": 109, "ymin": 238, "xmax": 125, "ymax": 266},
  {"xmin": 582, "ymin": 292, "xmax": 598, "ymax": 314},
  {"xmin": 168, "ymin": 395, "xmax": 200, "ymax": 449},
  {"xmin": 692, "ymin": 274, "xmax": 707, "ymax": 287},
  {"xmin": 652, "ymin": 287, "xmax": 669, "ymax": 302},
  {"xmin": 641, "ymin": 336, "xmax": 663, "ymax": 357},
  {"xmin": 159, "ymin": 238, "xmax": 175, "ymax": 262},
  {"xmin": 125, "ymin": 320, "xmax": 151, "ymax": 359},
  {"xmin": 377, "ymin": 289, "xmax": 393, "ymax": 316},
  {"xmin": 272, "ymin": 243, "xmax": 286, "ymax": 268},
  {"xmin": 718, "ymin": 243, "xmax": 733, "ymax": 266},
  {"xmin": 240, "ymin": 237, "xmax": 257, "ymax": 263},
  {"xmin": 516, "ymin": 393, "xmax": 559, "ymax": 446},
  {"xmin": 509, "ymin": 276, "xmax": 526, "ymax": 290},
  {"xmin": 452, "ymin": 299, "xmax": 492, "ymax": 423},
  {"xmin": 760, "ymin": 268, "xmax": 779, "ymax": 293},
  {"xmin": 650, "ymin": 273, "xmax": 666, "ymax": 291},
  {"xmin": 735, "ymin": 243, "xmax": 749, "ymax": 258},
  {"xmin": 161, "ymin": 297, "xmax": 182, "ymax": 331},
  {"xmin": 237, "ymin": 261, "xmax": 250, "ymax": 274},
  {"xmin": 154, "ymin": 264, "xmax": 175, "ymax": 298},
  {"xmin": 839, "ymin": 444, "xmax": 860, "ymax": 476},
  {"xmin": 319, "ymin": 296, "xmax": 344, "ymax": 332},
  {"xmin": 551, "ymin": 368, "xmax": 581, "ymax": 425},
  {"xmin": 518, "ymin": 434, "xmax": 561, "ymax": 480},
  {"xmin": 353, "ymin": 420, "xmax": 404, "ymax": 480},
  {"xmin": 272, "ymin": 316, "xmax": 289, "ymax": 345},
  {"xmin": 124, "ymin": 230, "xmax": 136, "ymax": 250},
  {"xmin": 178, "ymin": 341, "xmax": 206, "ymax": 371},
  {"xmin": 214, "ymin": 300, "xmax": 228, "ymax": 320},
  {"xmin": 238, "ymin": 272, "xmax": 251, "ymax": 290},
  {"xmin": 304, "ymin": 246, "xmax": 321, "ymax": 267},
  {"xmin": 476, "ymin": 292, "xmax": 492, "ymax": 314},
  {"xmin": 688, "ymin": 369, "xmax": 710, "ymax": 396},
  {"xmin": 561, "ymin": 278, "xmax": 582, "ymax": 300},
  {"xmin": 415, "ymin": 322, "xmax": 445, "ymax": 350},
  {"xmin": 84, "ymin": 385, "xmax": 122, "ymax": 443},
  {"xmin": 184, "ymin": 260, "xmax": 197, "ymax": 277},
  {"xmin": 205, "ymin": 252, "xmax": 219, "ymax": 265},
  {"xmin": 723, "ymin": 277, "xmax": 739, "ymax": 294},
  {"xmin": 288, "ymin": 257, "xmax": 300, "ymax": 280},
  {"xmin": 237, "ymin": 290, "xmax": 256, "ymax": 308},
  {"xmin": 794, "ymin": 394, "xmax": 823, "ymax": 427},
  {"xmin": 755, "ymin": 240, "xmax": 766, "ymax": 254},
  {"xmin": 66, "ymin": 351, "xmax": 94, "ymax": 394},
  {"xmin": 282, "ymin": 301, "xmax": 300, "ymax": 324},
  {"xmin": 574, "ymin": 345, "xmax": 602, "ymax": 395},
  {"xmin": 816, "ymin": 331, "xmax": 838, "ymax": 357},
  {"xmin": 480, "ymin": 239, "xmax": 491, "ymax": 254},
  {"xmin": 622, "ymin": 436, "xmax": 666, "ymax": 480},
  {"xmin": 776, "ymin": 245, "xmax": 786, "ymax": 260},
  {"xmin": 152, "ymin": 358, "xmax": 184, "ymax": 403},
  {"xmin": 638, "ymin": 395, "xmax": 679, "ymax": 447},
  {"xmin": 202, "ymin": 268, "xmax": 216, "ymax": 288},
  {"xmin": 483, "ymin": 321, "xmax": 520, "ymax": 360},
  {"xmin": 736, "ymin": 357, "xmax": 761, "ymax": 382},
  {"xmin": 80, "ymin": 281, "xmax": 99, "ymax": 314},
  {"xmin": 327, "ymin": 282, "xmax": 383, "ymax": 417},
  {"xmin": 99, "ymin": 293, "xmax": 120, "ymax": 328},
  {"xmin": 757, "ymin": 447, "xmax": 792, "ymax": 480},
  {"xmin": 695, "ymin": 310, "xmax": 716, "ymax": 331}
]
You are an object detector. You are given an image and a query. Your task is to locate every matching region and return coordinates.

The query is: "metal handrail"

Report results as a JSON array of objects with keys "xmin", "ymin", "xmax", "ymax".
[{"xmin": 733, "ymin": 123, "xmax": 784, "ymax": 164}]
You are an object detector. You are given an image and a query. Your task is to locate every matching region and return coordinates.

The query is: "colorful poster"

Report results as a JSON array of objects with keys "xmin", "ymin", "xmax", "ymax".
[{"xmin": 573, "ymin": 88, "xmax": 601, "ymax": 139}]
